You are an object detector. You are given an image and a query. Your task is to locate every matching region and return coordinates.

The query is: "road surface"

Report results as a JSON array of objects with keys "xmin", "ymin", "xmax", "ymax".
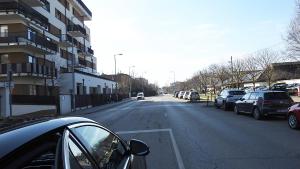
[{"xmin": 83, "ymin": 95, "xmax": 300, "ymax": 169}]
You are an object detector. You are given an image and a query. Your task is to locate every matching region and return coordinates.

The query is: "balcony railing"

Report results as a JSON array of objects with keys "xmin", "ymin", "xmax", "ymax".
[
  {"xmin": 0, "ymin": 63, "xmax": 57, "ymax": 78},
  {"xmin": 0, "ymin": 2, "xmax": 49, "ymax": 28},
  {"xmin": 0, "ymin": 32, "xmax": 58, "ymax": 52},
  {"xmin": 67, "ymin": 24, "xmax": 86, "ymax": 36}
]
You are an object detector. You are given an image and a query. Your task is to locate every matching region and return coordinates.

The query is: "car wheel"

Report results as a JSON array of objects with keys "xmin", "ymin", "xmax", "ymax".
[
  {"xmin": 253, "ymin": 108, "xmax": 262, "ymax": 120},
  {"xmin": 215, "ymin": 100, "xmax": 220, "ymax": 108},
  {"xmin": 223, "ymin": 102, "xmax": 229, "ymax": 111},
  {"xmin": 288, "ymin": 113, "xmax": 299, "ymax": 129},
  {"xmin": 234, "ymin": 105, "xmax": 240, "ymax": 115}
]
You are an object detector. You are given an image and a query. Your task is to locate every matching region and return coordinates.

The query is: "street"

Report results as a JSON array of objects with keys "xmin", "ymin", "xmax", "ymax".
[{"xmin": 83, "ymin": 95, "xmax": 300, "ymax": 169}]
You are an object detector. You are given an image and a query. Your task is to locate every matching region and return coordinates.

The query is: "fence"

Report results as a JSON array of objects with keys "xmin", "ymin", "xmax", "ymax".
[
  {"xmin": 75, "ymin": 94, "xmax": 129, "ymax": 108},
  {"xmin": 12, "ymin": 95, "xmax": 58, "ymax": 105}
]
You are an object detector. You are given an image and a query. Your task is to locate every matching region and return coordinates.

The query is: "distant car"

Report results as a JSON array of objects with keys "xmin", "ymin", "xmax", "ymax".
[
  {"xmin": 287, "ymin": 103, "xmax": 300, "ymax": 129},
  {"xmin": 0, "ymin": 117, "xmax": 149, "ymax": 169},
  {"xmin": 178, "ymin": 91, "xmax": 185, "ymax": 99},
  {"xmin": 137, "ymin": 92, "xmax": 145, "ymax": 100},
  {"xmin": 188, "ymin": 91, "xmax": 200, "ymax": 102},
  {"xmin": 270, "ymin": 83, "xmax": 288, "ymax": 92},
  {"xmin": 234, "ymin": 91, "xmax": 293, "ymax": 120},
  {"xmin": 215, "ymin": 89, "xmax": 246, "ymax": 110},
  {"xmin": 183, "ymin": 91, "xmax": 190, "ymax": 100}
]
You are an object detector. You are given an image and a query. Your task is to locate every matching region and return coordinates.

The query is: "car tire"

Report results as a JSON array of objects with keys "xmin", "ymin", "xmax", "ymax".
[
  {"xmin": 215, "ymin": 100, "xmax": 220, "ymax": 108},
  {"xmin": 223, "ymin": 102, "xmax": 229, "ymax": 111},
  {"xmin": 234, "ymin": 105, "xmax": 240, "ymax": 115},
  {"xmin": 253, "ymin": 108, "xmax": 262, "ymax": 120},
  {"xmin": 288, "ymin": 113, "xmax": 299, "ymax": 129}
]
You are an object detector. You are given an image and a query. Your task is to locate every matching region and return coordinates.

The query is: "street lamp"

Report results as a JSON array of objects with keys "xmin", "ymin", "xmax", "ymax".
[
  {"xmin": 114, "ymin": 53, "xmax": 122, "ymax": 100},
  {"xmin": 129, "ymin": 65, "xmax": 135, "ymax": 97}
]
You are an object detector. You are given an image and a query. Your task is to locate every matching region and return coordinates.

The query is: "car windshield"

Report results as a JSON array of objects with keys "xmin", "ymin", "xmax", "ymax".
[
  {"xmin": 264, "ymin": 92, "xmax": 290, "ymax": 100},
  {"xmin": 228, "ymin": 91, "xmax": 246, "ymax": 95}
]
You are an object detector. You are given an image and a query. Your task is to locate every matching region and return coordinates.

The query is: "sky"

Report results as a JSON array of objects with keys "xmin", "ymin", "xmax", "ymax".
[{"xmin": 84, "ymin": 0, "xmax": 295, "ymax": 87}]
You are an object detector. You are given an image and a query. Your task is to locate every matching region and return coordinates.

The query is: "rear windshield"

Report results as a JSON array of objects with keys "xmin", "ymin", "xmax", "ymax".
[
  {"xmin": 228, "ymin": 91, "xmax": 245, "ymax": 95},
  {"xmin": 192, "ymin": 92, "xmax": 199, "ymax": 95},
  {"xmin": 264, "ymin": 92, "xmax": 290, "ymax": 100}
]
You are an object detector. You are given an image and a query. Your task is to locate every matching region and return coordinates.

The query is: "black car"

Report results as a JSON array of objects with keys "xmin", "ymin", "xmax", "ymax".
[
  {"xmin": 234, "ymin": 91, "xmax": 293, "ymax": 120},
  {"xmin": 215, "ymin": 89, "xmax": 246, "ymax": 110},
  {"xmin": 0, "ymin": 117, "xmax": 149, "ymax": 169}
]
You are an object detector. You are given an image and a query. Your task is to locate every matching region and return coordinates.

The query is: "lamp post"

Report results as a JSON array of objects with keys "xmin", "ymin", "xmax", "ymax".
[{"xmin": 128, "ymin": 65, "xmax": 135, "ymax": 97}]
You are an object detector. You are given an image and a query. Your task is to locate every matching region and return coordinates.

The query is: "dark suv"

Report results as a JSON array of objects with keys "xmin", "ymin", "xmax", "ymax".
[
  {"xmin": 215, "ymin": 89, "xmax": 246, "ymax": 110},
  {"xmin": 234, "ymin": 91, "xmax": 293, "ymax": 120}
]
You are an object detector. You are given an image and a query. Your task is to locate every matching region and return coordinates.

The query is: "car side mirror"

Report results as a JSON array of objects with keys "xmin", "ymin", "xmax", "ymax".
[{"xmin": 129, "ymin": 139, "xmax": 150, "ymax": 156}]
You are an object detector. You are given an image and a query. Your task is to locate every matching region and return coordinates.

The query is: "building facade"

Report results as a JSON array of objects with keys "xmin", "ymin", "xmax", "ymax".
[{"xmin": 0, "ymin": 0, "xmax": 115, "ymax": 97}]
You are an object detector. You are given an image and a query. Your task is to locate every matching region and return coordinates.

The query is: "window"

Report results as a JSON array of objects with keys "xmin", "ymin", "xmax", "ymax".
[
  {"xmin": 28, "ymin": 55, "xmax": 36, "ymax": 64},
  {"xmin": 0, "ymin": 54, "xmax": 9, "ymax": 64},
  {"xmin": 42, "ymin": 0, "xmax": 50, "ymax": 12},
  {"xmin": 27, "ymin": 28, "xmax": 36, "ymax": 41},
  {"xmin": 55, "ymin": 9, "xmax": 62, "ymax": 21},
  {"xmin": 228, "ymin": 91, "xmax": 246, "ymax": 95},
  {"xmin": 242, "ymin": 93, "xmax": 251, "ymax": 100},
  {"xmin": 249, "ymin": 93, "xmax": 257, "ymax": 100},
  {"xmin": 0, "ymin": 25, "xmax": 8, "ymax": 37},
  {"xmin": 68, "ymin": 139, "xmax": 93, "ymax": 169},
  {"xmin": 71, "ymin": 126, "xmax": 126, "ymax": 169}
]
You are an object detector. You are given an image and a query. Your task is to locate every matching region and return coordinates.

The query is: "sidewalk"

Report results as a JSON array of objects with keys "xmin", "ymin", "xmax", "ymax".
[{"xmin": 65, "ymin": 98, "xmax": 135, "ymax": 116}]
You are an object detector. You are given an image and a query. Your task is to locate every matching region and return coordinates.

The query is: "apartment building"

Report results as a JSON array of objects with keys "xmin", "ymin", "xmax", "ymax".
[{"xmin": 0, "ymin": 0, "xmax": 115, "ymax": 98}]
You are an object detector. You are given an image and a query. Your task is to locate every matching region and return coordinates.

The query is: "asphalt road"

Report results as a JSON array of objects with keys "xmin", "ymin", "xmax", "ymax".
[{"xmin": 83, "ymin": 95, "xmax": 300, "ymax": 169}]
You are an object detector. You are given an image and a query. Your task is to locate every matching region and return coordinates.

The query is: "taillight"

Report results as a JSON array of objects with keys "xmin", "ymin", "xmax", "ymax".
[{"xmin": 263, "ymin": 100, "xmax": 272, "ymax": 105}]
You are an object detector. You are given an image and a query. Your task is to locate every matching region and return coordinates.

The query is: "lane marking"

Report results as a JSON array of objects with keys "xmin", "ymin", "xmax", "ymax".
[{"xmin": 116, "ymin": 128, "xmax": 185, "ymax": 169}]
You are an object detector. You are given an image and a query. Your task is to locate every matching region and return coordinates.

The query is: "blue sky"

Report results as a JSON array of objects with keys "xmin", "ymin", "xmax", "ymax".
[{"xmin": 85, "ymin": 0, "xmax": 295, "ymax": 86}]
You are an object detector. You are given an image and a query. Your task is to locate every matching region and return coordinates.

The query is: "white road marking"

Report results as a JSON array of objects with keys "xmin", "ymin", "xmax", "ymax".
[{"xmin": 116, "ymin": 128, "xmax": 186, "ymax": 169}]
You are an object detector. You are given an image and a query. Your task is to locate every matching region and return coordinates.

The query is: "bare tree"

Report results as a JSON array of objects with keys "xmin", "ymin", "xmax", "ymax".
[
  {"xmin": 232, "ymin": 59, "xmax": 246, "ymax": 89},
  {"xmin": 198, "ymin": 70, "xmax": 210, "ymax": 95},
  {"xmin": 286, "ymin": 0, "xmax": 300, "ymax": 60},
  {"xmin": 256, "ymin": 49, "xmax": 281, "ymax": 87},
  {"xmin": 244, "ymin": 55, "xmax": 260, "ymax": 89}
]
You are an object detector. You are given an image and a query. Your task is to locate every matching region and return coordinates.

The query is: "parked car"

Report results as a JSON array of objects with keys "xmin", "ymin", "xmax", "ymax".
[
  {"xmin": 270, "ymin": 83, "xmax": 288, "ymax": 92},
  {"xmin": 183, "ymin": 91, "xmax": 190, "ymax": 100},
  {"xmin": 287, "ymin": 103, "xmax": 300, "ymax": 129},
  {"xmin": 174, "ymin": 91, "xmax": 179, "ymax": 97},
  {"xmin": 188, "ymin": 91, "xmax": 200, "ymax": 102},
  {"xmin": 178, "ymin": 91, "xmax": 185, "ymax": 99},
  {"xmin": 234, "ymin": 91, "xmax": 293, "ymax": 120},
  {"xmin": 215, "ymin": 89, "xmax": 246, "ymax": 110},
  {"xmin": 137, "ymin": 92, "xmax": 145, "ymax": 100},
  {"xmin": 0, "ymin": 117, "xmax": 149, "ymax": 168}
]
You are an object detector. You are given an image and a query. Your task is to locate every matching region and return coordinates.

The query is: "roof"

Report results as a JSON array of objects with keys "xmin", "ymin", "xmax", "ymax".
[{"xmin": 0, "ymin": 117, "xmax": 94, "ymax": 159}]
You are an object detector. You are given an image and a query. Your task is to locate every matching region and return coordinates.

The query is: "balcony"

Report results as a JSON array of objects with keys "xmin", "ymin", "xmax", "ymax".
[
  {"xmin": 67, "ymin": 24, "xmax": 86, "ymax": 37},
  {"xmin": 21, "ymin": 0, "xmax": 45, "ymax": 7},
  {"xmin": 58, "ymin": 34, "xmax": 73, "ymax": 47},
  {"xmin": 0, "ymin": 2, "xmax": 49, "ymax": 29},
  {"xmin": 0, "ymin": 33, "xmax": 58, "ymax": 54},
  {"xmin": 69, "ymin": 0, "xmax": 92, "ymax": 20},
  {"xmin": 0, "ymin": 63, "xmax": 58, "ymax": 79},
  {"xmin": 77, "ymin": 46, "xmax": 94, "ymax": 57}
]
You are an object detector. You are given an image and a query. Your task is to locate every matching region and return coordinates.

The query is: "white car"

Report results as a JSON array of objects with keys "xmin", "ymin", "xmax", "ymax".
[
  {"xmin": 137, "ymin": 92, "xmax": 145, "ymax": 100},
  {"xmin": 188, "ymin": 91, "xmax": 200, "ymax": 101},
  {"xmin": 178, "ymin": 91, "xmax": 185, "ymax": 99},
  {"xmin": 183, "ymin": 91, "xmax": 190, "ymax": 100}
]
